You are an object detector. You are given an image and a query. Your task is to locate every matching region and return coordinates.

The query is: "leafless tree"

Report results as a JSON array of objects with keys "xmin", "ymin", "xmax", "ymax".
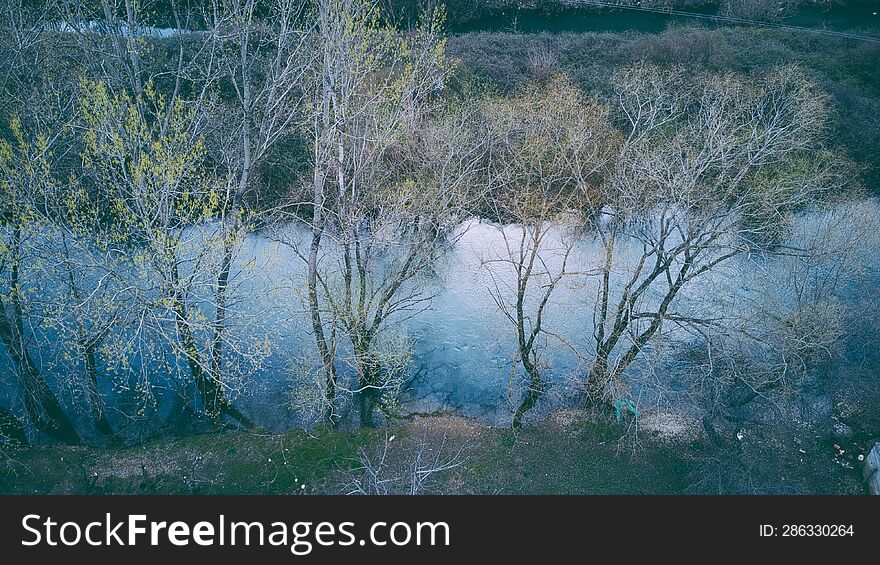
[
  {"xmin": 683, "ymin": 197, "xmax": 878, "ymax": 443},
  {"xmin": 479, "ymin": 77, "xmax": 617, "ymax": 427},
  {"xmin": 200, "ymin": 0, "xmax": 311, "ymax": 425},
  {"xmin": 0, "ymin": 1, "xmax": 60, "ymax": 120},
  {"xmin": 275, "ymin": 0, "xmax": 456, "ymax": 427}
]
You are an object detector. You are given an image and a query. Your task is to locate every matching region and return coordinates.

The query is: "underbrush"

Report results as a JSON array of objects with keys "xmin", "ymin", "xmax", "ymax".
[{"xmin": 448, "ymin": 25, "xmax": 880, "ymax": 187}]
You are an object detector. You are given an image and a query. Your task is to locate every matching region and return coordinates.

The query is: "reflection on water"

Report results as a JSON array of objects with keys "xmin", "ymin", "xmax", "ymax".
[
  {"xmin": 233, "ymin": 200, "xmax": 880, "ymax": 429},
  {"xmin": 2, "ymin": 200, "xmax": 878, "ymax": 434}
]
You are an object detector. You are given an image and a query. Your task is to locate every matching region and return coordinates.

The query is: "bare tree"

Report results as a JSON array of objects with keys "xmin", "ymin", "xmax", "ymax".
[
  {"xmin": 324, "ymin": 102, "xmax": 485, "ymax": 428},
  {"xmin": 0, "ymin": 1, "xmax": 59, "ymax": 120},
  {"xmin": 685, "ymin": 197, "xmax": 876, "ymax": 443},
  {"xmin": 479, "ymin": 77, "xmax": 617, "ymax": 427},
  {"xmin": 199, "ymin": 0, "xmax": 311, "ymax": 425},
  {"xmin": 580, "ymin": 63, "xmax": 841, "ymax": 417},
  {"xmin": 277, "ymin": 0, "xmax": 453, "ymax": 426}
]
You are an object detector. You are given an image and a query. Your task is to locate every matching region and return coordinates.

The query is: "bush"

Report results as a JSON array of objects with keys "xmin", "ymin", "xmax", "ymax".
[{"xmin": 447, "ymin": 25, "xmax": 880, "ymax": 189}]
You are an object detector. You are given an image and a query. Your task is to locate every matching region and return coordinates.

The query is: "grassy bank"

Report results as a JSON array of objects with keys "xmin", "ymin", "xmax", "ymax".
[{"xmin": 0, "ymin": 415, "xmax": 868, "ymax": 494}]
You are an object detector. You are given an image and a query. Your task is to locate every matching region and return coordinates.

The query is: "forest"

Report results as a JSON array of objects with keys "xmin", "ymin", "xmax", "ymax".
[{"xmin": 1, "ymin": 0, "xmax": 879, "ymax": 494}]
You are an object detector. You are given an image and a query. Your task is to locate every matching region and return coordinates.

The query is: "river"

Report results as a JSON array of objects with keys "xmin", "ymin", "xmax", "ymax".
[{"xmin": 219, "ymin": 199, "xmax": 880, "ymax": 431}]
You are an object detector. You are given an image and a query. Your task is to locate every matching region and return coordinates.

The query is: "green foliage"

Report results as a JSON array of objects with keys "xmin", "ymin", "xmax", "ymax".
[
  {"xmin": 78, "ymin": 79, "xmax": 218, "ymax": 242},
  {"xmin": 0, "ymin": 427, "xmax": 381, "ymax": 494},
  {"xmin": 0, "ymin": 115, "xmax": 53, "ymax": 227},
  {"xmin": 0, "ymin": 114, "xmax": 56, "ymax": 311},
  {"xmin": 447, "ymin": 25, "xmax": 880, "ymax": 189}
]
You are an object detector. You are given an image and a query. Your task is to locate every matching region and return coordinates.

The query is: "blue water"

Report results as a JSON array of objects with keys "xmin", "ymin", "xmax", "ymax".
[{"xmin": 6, "ymin": 199, "xmax": 876, "ymax": 439}]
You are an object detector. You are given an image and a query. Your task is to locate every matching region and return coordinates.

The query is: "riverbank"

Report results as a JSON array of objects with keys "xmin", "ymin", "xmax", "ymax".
[
  {"xmin": 0, "ymin": 414, "xmax": 868, "ymax": 494},
  {"xmin": 422, "ymin": 1, "xmax": 880, "ymax": 35},
  {"xmin": 447, "ymin": 24, "xmax": 880, "ymax": 188}
]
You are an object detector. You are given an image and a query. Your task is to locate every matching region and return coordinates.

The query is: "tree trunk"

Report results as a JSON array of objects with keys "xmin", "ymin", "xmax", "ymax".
[
  {"xmin": 358, "ymin": 387, "xmax": 378, "ymax": 428},
  {"xmin": 83, "ymin": 342, "xmax": 120, "ymax": 445},
  {"xmin": 582, "ymin": 352, "xmax": 618, "ymax": 420},
  {"xmin": 355, "ymin": 341, "xmax": 380, "ymax": 428},
  {"xmin": 309, "ymin": 166, "xmax": 337, "ymax": 425},
  {"xmin": 211, "ymin": 232, "xmax": 233, "ymax": 388},
  {"xmin": 512, "ymin": 356, "xmax": 542, "ymax": 429},
  {"xmin": 170, "ymin": 260, "xmax": 252, "ymax": 429},
  {"xmin": 702, "ymin": 415, "xmax": 725, "ymax": 448},
  {"xmin": 0, "ymin": 311, "xmax": 80, "ymax": 444},
  {"xmin": 208, "ymin": 225, "xmax": 255, "ymax": 430},
  {"xmin": 207, "ymin": 19, "xmax": 253, "ymax": 421},
  {"xmin": 0, "ymin": 227, "xmax": 79, "ymax": 444},
  {"xmin": 585, "ymin": 351, "xmax": 610, "ymax": 400}
]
